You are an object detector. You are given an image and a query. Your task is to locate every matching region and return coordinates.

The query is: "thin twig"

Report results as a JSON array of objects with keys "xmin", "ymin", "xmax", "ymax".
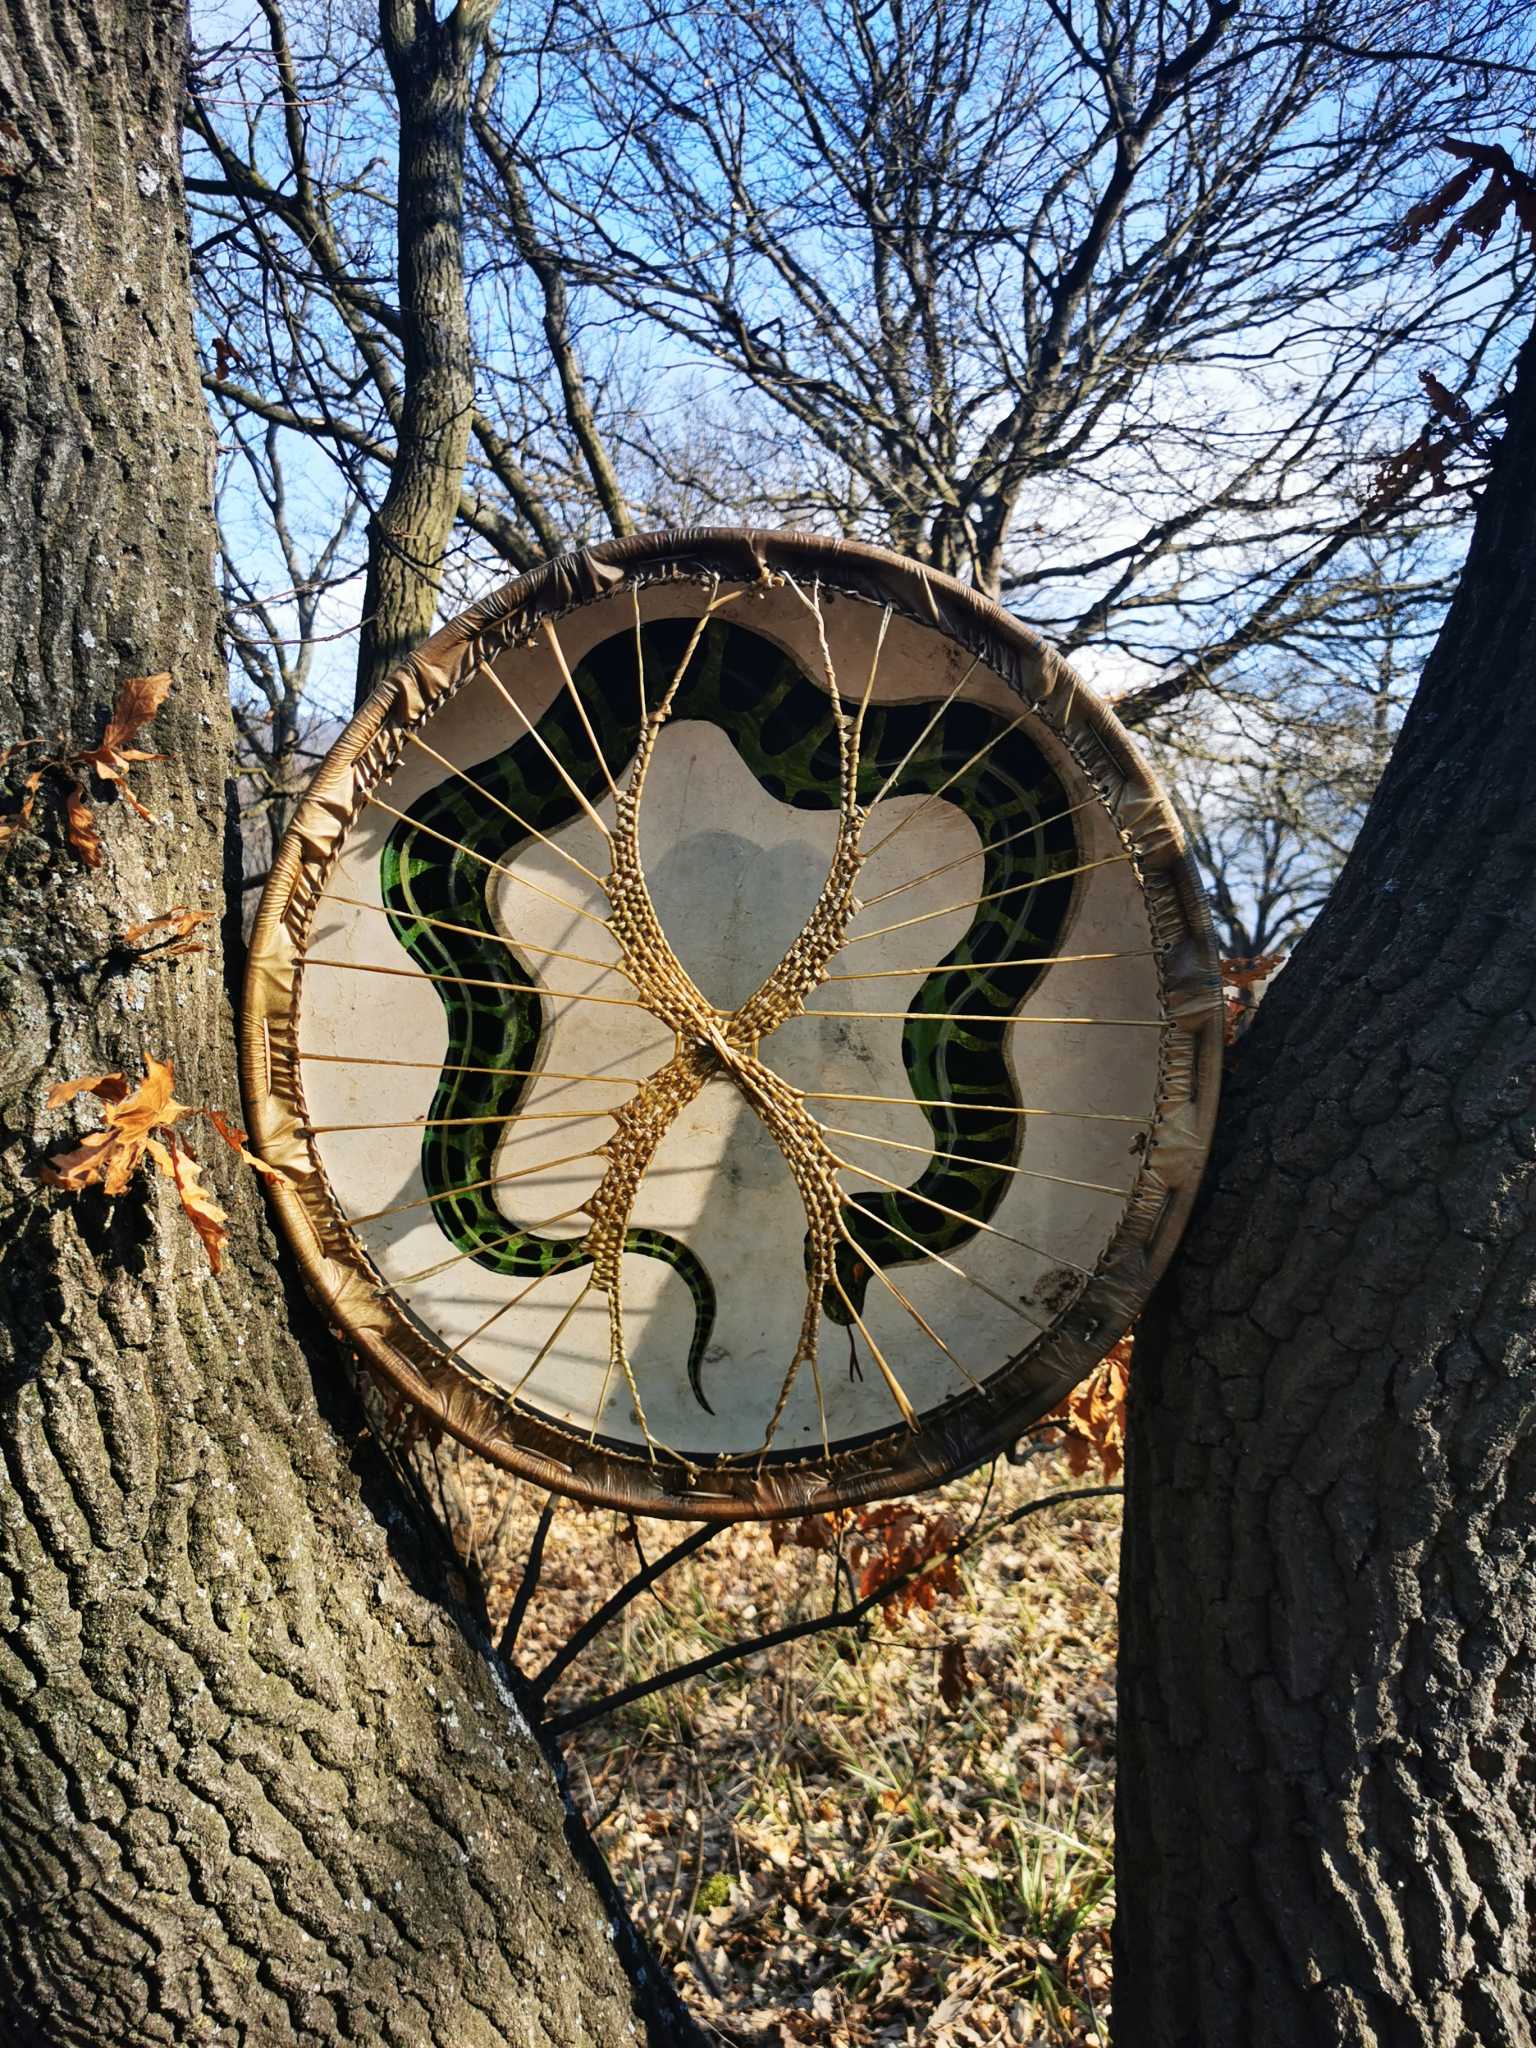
[
  {"xmin": 543, "ymin": 1486, "xmax": 1122, "ymax": 1737},
  {"xmin": 530, "ymin": 1521, "xmax": 722, "ymax": 1699},
  {"xmin": 500, "ymin": 1491, "xmax": 558, "ymax": 1661}
]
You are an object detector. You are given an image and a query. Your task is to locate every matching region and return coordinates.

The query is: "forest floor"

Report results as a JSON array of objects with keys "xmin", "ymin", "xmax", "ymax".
[{"xmin": 480, "ymin": 1454, "xmax": 1121, "ymax": 2047}]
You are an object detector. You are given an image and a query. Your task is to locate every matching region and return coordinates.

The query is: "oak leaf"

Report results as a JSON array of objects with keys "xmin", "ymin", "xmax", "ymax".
[
  {"xmin": 42, "ymin": 1057, "xmax": 187, "ymax": 1197},
  {"xmin": 43, "ymin": 1057, "xmax": 287, "ymax": 1270},
  {"xmin": 1222, "ymin": 953, "xmax": 1286, "ymax": 1044},
  {"xmin": 121, "ymin": 906, "xmax": 213, "ymax": 944},
  {"xmin": 938, "ymin": 1641, "xmax": 973, "ymax": 1713},
  {"xmin": 41, "ymin": 1127, "xmax": 129, "ymax": 1193},
  {"xmin": 147, "ymin": 1135, "xmax": 229, "ymax": 1274},
  {"xmin": 77, "ymin": 670, "xmax": 170, "ymax": 818},
  {"xmin": 1419, "ymin": 371, "xmax": 1472, "ymax": 430},
  {"xmin": 852, "ymin": 1503, "xmax": 963, "ymax": 1618},
  {"xmin": 63, "ymin": 779, "xmax": 103, "ymax": 866},
  {"xmin": 769, "ymin": 1511, "xmax": 842, "ymax": 1556},
  {"xmin": 44, "ymin": 1072, "xmax": 130, "ymax": 1110},
  {"xmin": 1388, "ymin": 157, "xmax": 1481, "ymax": 253},
  {"xmin": 1389, "ymin": 139, "xmax": 1536, "ymax": 268},
  {"xmin": 1220, "ymin": 953, "xmax": 1285, "ymax": 990},
  {"xmin": 207, "ymin": 1106, "xmax": 296, "ymax": 1182},
  {"xmin": 1046, "ymin": 1338, "xmax": 1130, "ymax": 1483},
  {"xmin": 1, "ymin": 672, "xmax": 172, "ymax": 865},
  {"xmin": 0, "ymin": 748, "xmax": 44, "ymax": 851}
]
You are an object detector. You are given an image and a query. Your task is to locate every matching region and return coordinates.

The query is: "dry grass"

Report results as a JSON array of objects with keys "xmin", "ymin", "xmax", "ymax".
[{"xmin": 479, "ymin": 1452, "xmax": 1121, "ymax": 2047}]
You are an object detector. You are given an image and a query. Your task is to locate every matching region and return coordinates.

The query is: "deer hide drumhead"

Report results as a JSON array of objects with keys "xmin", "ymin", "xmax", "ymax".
[{"xmin": 242, "ymin": 531, "xmax": 1221, "ymax": 1518}]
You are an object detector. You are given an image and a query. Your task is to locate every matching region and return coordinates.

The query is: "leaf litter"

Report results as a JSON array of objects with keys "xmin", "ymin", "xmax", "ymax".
[{"xmin": 476, "ymin": 1444, "xmax": 1123, "ymax": 2048}]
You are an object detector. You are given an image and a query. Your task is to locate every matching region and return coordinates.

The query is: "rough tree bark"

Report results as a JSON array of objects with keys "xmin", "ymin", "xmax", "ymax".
[
  {"xmin": 0, "ymin": 6, "xmax": 651, "ymax": 2042},
  {"xmin": 1115, "ymin": 326, "xmax": 1536, "ymax": 2044},
  {"xmin": 355, "ymin": 0, "xmax": 494, "ymax": 710}
]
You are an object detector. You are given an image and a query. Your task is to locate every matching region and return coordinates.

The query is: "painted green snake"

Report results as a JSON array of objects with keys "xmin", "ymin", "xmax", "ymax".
[{"xmin": 380, "ymin": 616, "xmax": 1077, "ymax": 1420}]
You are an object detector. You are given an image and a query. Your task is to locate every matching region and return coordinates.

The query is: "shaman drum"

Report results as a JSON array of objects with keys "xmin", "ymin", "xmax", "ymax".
[{"xmin": 242, "ymin": 532, "xmax": 1221, "ymax": 1518}]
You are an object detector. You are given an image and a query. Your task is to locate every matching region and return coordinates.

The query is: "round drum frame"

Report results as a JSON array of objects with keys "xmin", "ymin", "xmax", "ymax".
[{"xmin": 241, "ymin": 530, "xmax": 1222, "ymax": 1519}]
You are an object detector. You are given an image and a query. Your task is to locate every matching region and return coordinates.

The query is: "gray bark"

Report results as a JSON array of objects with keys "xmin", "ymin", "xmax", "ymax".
[
  {"xmin": 1114, "ymin": 326, "xmax": 1536, "ymax": 2044},
  {"xmin": 0, "ymin": 5, "xmax": 647, "ymax": 2041},
  {"xmin": 355, "ymin": 0, "xmax": 494, "ymax": 710}
]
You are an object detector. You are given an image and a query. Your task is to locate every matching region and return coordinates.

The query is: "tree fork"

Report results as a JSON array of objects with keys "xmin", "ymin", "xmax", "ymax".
[
  {"xmin": 1115, "ymin": 328, "xmax": 1536, "ymax": 2043},
  {"xmin": 0, "ymin": 4, "xmax": 662, "ymax": 2040}
]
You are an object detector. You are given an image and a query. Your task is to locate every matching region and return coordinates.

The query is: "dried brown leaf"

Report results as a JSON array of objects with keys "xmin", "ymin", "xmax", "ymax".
[
  {"xmin": 63, "ymin": 780, "xmax": 103, "ymax": 866},
  {"xmin": 1368, "ymin": 422, "xmax": 1454, "ymax": 516},
  {"xmin": 1221, "ymin": 952, "xmax": 1287, "ymax": 1045},
  {"xmin": 207, "ymin": 1106, "xmax": 296, "ymax": 1182},
  {"xmin": 42, "ymin": 1056, "xmax": 188, "ymax": 1196},
  {"xmin": 149, "ymin": 1135, "xmax": 229, "ymax": 1273},
  {"xmin": 0, "ymin": 116, "xmax": 27, "ymax": 177},
  {"xmin": 938, "ymin": 1642, "xmax": 972, "ymax": 1712},
  {"xmin": 1046, "ymin": 1337, "xmax": 1130, "ymax": 1483},
  {"xmin": 1220, "ymin": 953, "xmax": 1285, "ymax": 991},
  {"xmin": 3, "ymin": 672, "xmax": 172, "ymax": 866},
  {"xmin": 1391, "ymin": 140, "xmax": 1536, "ymax": 269},
  {"xmin": 77, "ymin": 670, "xmax": 170, "ymax": 815},
  {"xmin": 1387, "ymin": 157, "xmax": 1481, "ymax": 250},
  {"xmin": 121, "ymin": 906, "xmax": 213, "ymax": 946},
  {"xmin": 1419, "ymin": 371, "xmax": 1472, "ymax": 429},
  {"xmin": 212, "ymin": 333, "xmax": 245, "ymax": 380},
  {"xmin": 0, "ymin": 747, "xmax": 44, "ymax": 854},
  {"xmin": 852, "ymin": 1504, "xmax": 964, "ymax": 1618},
  {"xmin": 45, "ymin": 1072, "xmax": 130, "ymax": 1110},
  {"xmin": 1453, "ymin": 173, "xmax": 1519, "ymax": 256},
  {"xmin": 43, "ymin": 1057, "xmax": 284, "ymax": 1268},
  {"xmin": 42, "ymin": 1129, "xmax": 129, "ymax": 1192}
]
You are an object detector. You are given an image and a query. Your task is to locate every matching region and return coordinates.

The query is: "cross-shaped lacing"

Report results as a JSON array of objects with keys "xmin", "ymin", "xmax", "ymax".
[{"xmin": 579, "ymin": 580, "xmax": 891, "ymax": 1461}]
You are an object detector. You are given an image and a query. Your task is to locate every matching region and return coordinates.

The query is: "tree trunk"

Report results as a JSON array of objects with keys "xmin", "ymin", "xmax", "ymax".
[
  {"xmin": 1114, "ymin": 326, "xmax": 1536, "ymax": 2045},
  {"xmin": 355, "ymin": 0, "xmax": 493, "ymax": 710},
  {"xmin": 0, "ymin": 7, "xmax": 648, "ymax": 2042}
]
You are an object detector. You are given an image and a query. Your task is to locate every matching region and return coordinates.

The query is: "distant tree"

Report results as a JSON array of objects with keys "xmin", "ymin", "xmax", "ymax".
[
  {"xmin": 1143, "ymin": 527, "xmax": 1448, "ymax": 959},
  {"xmin": 215, "ymin": 409, "xmax": 361, "ymax": 887},
  {"xmin": 192, "ymin": 0, "xmax": 1533, "ymax": 716},
  {"xmin": 497, "ymin": 0, "xmax": 1530, "ymax": 697}
]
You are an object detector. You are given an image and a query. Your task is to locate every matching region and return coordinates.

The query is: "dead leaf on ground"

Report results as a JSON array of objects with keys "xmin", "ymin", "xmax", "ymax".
[{"xmin": 938, "ymin": 1642, "xmax": 973, "ymax": 1712}]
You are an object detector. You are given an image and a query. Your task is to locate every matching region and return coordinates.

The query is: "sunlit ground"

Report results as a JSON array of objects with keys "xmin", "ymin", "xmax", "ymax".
[{"xmin": 476, "ymin": 1456, "xmax": 1120, "ymax": 2046}]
